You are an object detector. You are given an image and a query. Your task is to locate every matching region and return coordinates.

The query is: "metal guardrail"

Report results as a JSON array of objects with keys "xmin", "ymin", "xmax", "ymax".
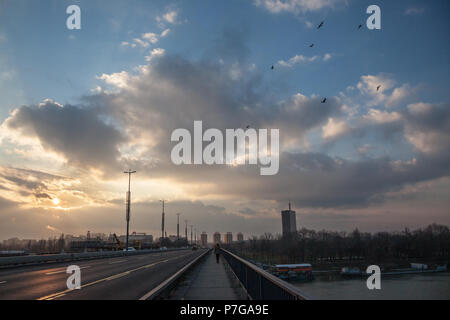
[
  {"xmin": 0, "ymin": 248, "xmax": 188, "ymax": 268},
  {"xmin": 220, "ymin": 249, "xmax": 312, "ymax": 300}
]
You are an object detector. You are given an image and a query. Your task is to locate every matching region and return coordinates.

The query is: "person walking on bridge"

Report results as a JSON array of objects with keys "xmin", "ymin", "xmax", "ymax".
[{"xmin": 214, "ymin": 243, "xmax": 221, "ymax": 264}]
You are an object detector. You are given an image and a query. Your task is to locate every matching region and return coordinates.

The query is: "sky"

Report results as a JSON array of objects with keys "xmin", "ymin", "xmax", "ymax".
[{"xmin": 0, "ymin": 0, "xmax": 449, "ymax": 240}]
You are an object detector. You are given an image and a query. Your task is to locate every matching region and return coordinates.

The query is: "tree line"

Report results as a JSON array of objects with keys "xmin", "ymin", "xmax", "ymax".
[{"xmin": 227, "ymin": 224, "xmax": 450, "ymax": 266}]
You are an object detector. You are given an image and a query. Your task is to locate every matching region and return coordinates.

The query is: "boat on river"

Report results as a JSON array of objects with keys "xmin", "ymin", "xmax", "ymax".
[
  {"xmin": 340, "ymin": 267, "xmax": 363, "ymax": 276},
  {"xmin": 340, "ymin": 263, "xmax": 447, "ymax": 277},
  {"xmin": 270, "ymin": 264, "xmax": 314, "ymax": 281}
]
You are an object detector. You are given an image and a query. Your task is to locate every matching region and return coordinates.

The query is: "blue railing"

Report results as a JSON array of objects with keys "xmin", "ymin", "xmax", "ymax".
[{"xmin": 220, "ymin": 249, "xmax": 312, "ymax": 300}]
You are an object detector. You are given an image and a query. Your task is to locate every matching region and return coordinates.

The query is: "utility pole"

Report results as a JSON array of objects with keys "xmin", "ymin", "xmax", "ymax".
[
  {"xmin": 185, "ymin": 220, "xmax": 188, "ymax": 243},
  {"xmin": 176, "ymin": 213, "xmax": 181, "ymax": 240},
  {"xmin": 160, "ymin": 200, "xmax": 167, "ymax": 241},
  {"xmin": 190, "ymin": 225, "xmax": 193, "ymax": 246},
  {"xmin": 124, "ymin": 169, "xmax": 136, "ymax": 251}
]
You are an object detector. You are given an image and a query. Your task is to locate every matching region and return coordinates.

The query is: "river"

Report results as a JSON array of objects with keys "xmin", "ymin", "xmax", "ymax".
[{"xmin": 292, "ymin": 272, "xmax": 450, "ymax": 300}]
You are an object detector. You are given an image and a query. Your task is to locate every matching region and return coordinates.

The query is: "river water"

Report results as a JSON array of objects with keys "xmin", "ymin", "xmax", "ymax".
[{"xmin": 292, "ymin": 272, "xmax": 450, "ymax": 300}]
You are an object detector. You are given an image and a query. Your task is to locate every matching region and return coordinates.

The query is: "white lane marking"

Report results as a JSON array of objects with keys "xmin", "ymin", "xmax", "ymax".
[
  {"xmin": 105, "ymin": 271, "xmax": 131, "ymax": 281},
  {"xmin": 47, "ymin": 293, "xmax": 66, "ymax": 300},
  {"xmin": 109, "ymin": 259, "xmax": 127, "ymax": 264},
  {"xmin": 139, "ymin": 250, "xmax": 209, "ymax": 300},
  {"xmin": 37, "ymin": 259, "xmax": 171, "ymax": 300},
  {"xmin": 38, "ymin": 252, "xmax": 195, "ymax": 300},
  {"xmin": 0, "ymin": 281, "xmax": 7, "ymax": 284},
  {"xmin": 45, "ymin": 266, "xmax": 91, "ymax": 275}
]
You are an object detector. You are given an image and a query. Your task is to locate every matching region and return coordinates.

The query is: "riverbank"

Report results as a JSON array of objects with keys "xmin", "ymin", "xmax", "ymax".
[{"xmin": 236, "ymin": 251, "xmax": 449, "ymax": 274}]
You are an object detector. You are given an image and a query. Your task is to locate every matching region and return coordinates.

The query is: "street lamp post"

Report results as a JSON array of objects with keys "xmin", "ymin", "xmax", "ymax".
[
  {"xmin": 124, "ymin": 170, "xmax": 136, "ymax": 252},
  {"xmin": 176, "ymin": 213, "xmax": 181, "ymax": 240},
  {"xmin": 160, "ymin": 200, "xmax": 167, "ymax": 241}
]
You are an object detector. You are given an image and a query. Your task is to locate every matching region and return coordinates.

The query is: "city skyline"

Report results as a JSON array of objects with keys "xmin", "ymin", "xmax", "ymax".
[{"xmin": 1, "ymin": 0, "xmax": 450, "ymax": 240}]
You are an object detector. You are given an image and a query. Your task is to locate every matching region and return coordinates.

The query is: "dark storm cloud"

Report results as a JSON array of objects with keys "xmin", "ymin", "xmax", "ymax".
[
  {"xmin": 5, "ymin": 100, "xmax": 125, "ymax": 175},
  {"xmin": 323, "ymin": 102, "xmax": 450, "ymax": 157},
  {"xmin": 34, "ymin": 193, "xmax": 52, "ymax": 199},
  {"xmin": 143, "ymin": 149, "xmax": 450, "ymax": 209},
  {"xmin": 276, "ymin": 152, "xmax": 450, "ymax": 208},
  {"xmin": 86, "ymin": 54, "xmax": 450, "ymax": 210},
  {"xmin": 403, "ymin": 103, "xmax": 450, "ymax": 155},
  {"xmin": 0, "ymin": 168, "xmax": 70, "ymax": 202},
  {"xmin": 0, "ymin": 172, "xmax": 45, "ymax": 190},
  {"xmin": 0, "ymin": 168, "xmax": 60, "ymax": 191}
]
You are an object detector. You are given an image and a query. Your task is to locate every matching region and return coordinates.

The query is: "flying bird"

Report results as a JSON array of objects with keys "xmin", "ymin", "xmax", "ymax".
[
  {"xmin": 309, "ymin": 43, "xmax": 314, "ymax": 48},
  {"xmin": 377, "ymin": 85, "xmax": 382, "ymax": 91},
  {"xmin": 317, "ymin": 21, "xmax": 324, "ymax": 29},
  {"xmin": 271, "ymin": 65, "xmax": 274, "ymax": 70},
  {"xmin": 246, "ymin": 125, "xmax": 251, "ymax": 129},
  {"xmin": 358, "ymin": 24, "xmax": 363, "ymax": 30},
  {"xmin": 321, "ymin": 98, "xmax": 327, "ymax": 103}
]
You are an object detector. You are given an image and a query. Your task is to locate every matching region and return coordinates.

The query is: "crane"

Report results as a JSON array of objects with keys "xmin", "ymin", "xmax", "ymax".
[{"xmin": 113, "ymin": 233, "xmax": 123, "ymax": 250}]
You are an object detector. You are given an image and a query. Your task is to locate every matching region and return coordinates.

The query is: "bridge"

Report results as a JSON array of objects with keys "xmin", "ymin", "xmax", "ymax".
[{"xmin": 0, "ymin": 248, "xmax": 310, "ymax": 300}]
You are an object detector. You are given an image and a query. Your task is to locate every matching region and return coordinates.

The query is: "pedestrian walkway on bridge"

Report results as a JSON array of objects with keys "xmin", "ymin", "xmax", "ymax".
[{"xmin": 169, "ymin": 250, "xmax": 246, "ymax": 300}]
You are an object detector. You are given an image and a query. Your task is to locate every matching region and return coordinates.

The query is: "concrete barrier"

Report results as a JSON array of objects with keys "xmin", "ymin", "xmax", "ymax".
[{"xmin": 0, "ymin": 248, "xmax": 188, "ymax": 268}]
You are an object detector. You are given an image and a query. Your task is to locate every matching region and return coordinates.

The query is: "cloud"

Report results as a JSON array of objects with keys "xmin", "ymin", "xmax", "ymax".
[
  {"xmin": 160, "ymin": 28, "xmax": 171, "ymax": 38},
  {"xmin": 278, "ymin": 54, "xmax": 318, "ymax": 67},
  {"xmin": 254, "ymin": 0, "xmax": 344, "ymax": 14},
  {"xmin": 322, "ymin": 118, "xmax": 350, "ymax": 140},
  {"xmin": 305, "ymin": 20, "xmax": 314, "ymax": 28},
  {"xmin": 133, "ymin": 38, "xmax": 150, "ymax": 48},
  {"xmin": 403, "ymin": 103, "xmax": 450, "ymax": 155},
  {"xmin": 363, "ymin": 109, "xmax": 402, "ymax": 124},
  {"xmin": 156, "ymin": 9, "xmax": 180, "ymax": 28},
  {"xmin": 386, "ymin": 84, "xmax": 415, "ymax": 108},
  {"xmin": 323, "ymin": 53, "xmax": 332, "ymax": 61},
  {"xmin": 163, "ymin": 10, "xmax": 178, "ymax": 24},
  {"xmin": 141, "ymin": 32, "xmax": 159, "ymax": 44},
  {"xmin": 404, "ymin": 7, "xmax": 425, "ymax": 16},
  {"xmin": 6, "ymin": 52, "xmax": 447, "ymax": 212},
  {"xmin": 97, "ymin": 71, "xmax": 131, "ymax": 90},
  {"xmin": 355, "ymin": 74, "xmax": 417, "ymax": 108},
  {"xmin": 145, "ymin": 48, "xmax": 166, "ymax": 62},
  {"xmin": 123, "ymin": 30, "xmax": 165, "ymax": 50},
  {"xmin": 356, "ymin": 74, "xmax": 395, "ymax": 105},
  {"xmin": 3, "ymin": 100, "xmax": 125, "ymax": 175},
  {"xmin": 278, "ymin": 53, "xmax": 332, "ymax": 67},
  {"xmin": 0, "ymin": 167, "xmax": 96, "ymax": 211}
]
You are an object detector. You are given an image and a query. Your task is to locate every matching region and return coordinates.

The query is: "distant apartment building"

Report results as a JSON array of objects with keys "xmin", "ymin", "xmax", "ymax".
[
  {"xmin": 213, "ymin": 232, "xmax": 221, "ymax": 244},
  {"xmin": 225, "ymin": 232, "xmax": 233, "ymax": 244},
  {"xmin": 237, "ymin": 232, "xmax": 244, "ymax": 242},
  {"xmin": 201, "ymin": 232, "xmax": 208, "ymax": 248},
  {"xmin": 281, "ymin": 202, "xmax": 297, "ymax": 237}
]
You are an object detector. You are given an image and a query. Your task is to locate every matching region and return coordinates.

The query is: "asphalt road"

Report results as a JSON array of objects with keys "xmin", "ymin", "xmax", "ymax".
[{"xmin": 0, "ymin": 249, "xmax": 206, "ymax": 300}]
